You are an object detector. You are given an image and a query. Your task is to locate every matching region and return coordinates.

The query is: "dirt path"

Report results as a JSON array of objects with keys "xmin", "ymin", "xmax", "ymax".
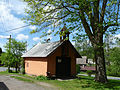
[{"xmin": 0, "ymin": 75, "xmax": 57, "ymax": 90}]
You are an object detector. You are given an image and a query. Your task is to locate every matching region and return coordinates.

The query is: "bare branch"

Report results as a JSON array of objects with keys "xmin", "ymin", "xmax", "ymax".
[
  {"xmin": 61, "ymin": 3, "xmax": 71, "ymax": 12},
  {"xmin": 104, "ymin": 23, "xmax": 119, "ymax": 33},
  {"xmin": 100, "ymin": 0, "xmax": 107, "ymax": 23},
  {"xmin": 79, "ymin": 9, "xmax": 94, "ymax": 42}
]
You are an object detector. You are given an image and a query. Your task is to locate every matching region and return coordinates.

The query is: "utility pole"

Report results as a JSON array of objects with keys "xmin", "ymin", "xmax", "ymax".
[
  {"xmin": 8, "ymin": 35, "xmax": 11, "ymax": 73},
  {"xmin": 9, "ymin": 35, "xmax": 11, "ymax": 53}
]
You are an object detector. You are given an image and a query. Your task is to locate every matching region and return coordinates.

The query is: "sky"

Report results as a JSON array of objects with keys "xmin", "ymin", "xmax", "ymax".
[
  {"xmin": 0, "ymin": 0, "xmax": 75, "ymax": 51},
  {"xmin": 0, "ymin": 0, "xmax": 120, "ymax": 52}
]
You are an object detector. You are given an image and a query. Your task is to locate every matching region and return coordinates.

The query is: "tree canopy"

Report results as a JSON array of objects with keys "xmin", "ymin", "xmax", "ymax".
[
  {"xmin": 24, "ymin": 0, "xmax": 120, "ymax": 83},
  {"xmin": 0, "ymin": 39, "xmax": 26, "ymax": 73}
]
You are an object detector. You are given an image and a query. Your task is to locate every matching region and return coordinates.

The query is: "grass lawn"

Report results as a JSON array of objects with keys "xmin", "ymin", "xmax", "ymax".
[{"xmin": 0, "ymin": 71, "xmax": 120, "ymax": 90}]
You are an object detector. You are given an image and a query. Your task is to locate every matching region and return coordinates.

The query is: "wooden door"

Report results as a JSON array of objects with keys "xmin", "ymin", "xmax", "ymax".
[{"xmin": 56, "ymin": 57, "xmax": 71, "ymax": 77}]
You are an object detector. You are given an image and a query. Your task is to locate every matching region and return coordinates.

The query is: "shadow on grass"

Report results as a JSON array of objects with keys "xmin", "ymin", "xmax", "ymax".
[
  {"xmin": 103, "ymin": 80, "xmax": 120, "ymax": 89},
  {"xmin": 78, "ymin": 76, "xmax": 120, "ymax": 89},
  {"xmin": 0, "ymin": 82, "xmax": 9, "ymax": 90}
]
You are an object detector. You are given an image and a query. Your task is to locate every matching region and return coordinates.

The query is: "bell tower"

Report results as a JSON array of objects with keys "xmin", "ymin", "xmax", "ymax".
[{"xmin": 60, "ymin": 25, "xmax": 70, "ymax": 41}]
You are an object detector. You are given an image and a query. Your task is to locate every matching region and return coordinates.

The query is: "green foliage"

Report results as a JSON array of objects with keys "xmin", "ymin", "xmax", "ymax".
[
  {"xmin": 86, "ymin": 70, "xmax": 93, "ymax": 77},
  {"xmin": 0, "ymin": 52, "xmax": 13, "ymax": 67},
  {"xmin": 76, "ymin": 64, "xmax": 80, "ymax": 74},
  {"xmin": 106, "ymin": 47, "xmax": 120, "ymax": 77},
  {"xmin": 0, "ymin": 48, "xmax": 2, "ymax": 55},
  {"xmin": 0, "ymin": 39, "xmax": 26, "ymax": 73},
  {"xmin": 35, "ymin": 75, "xmax": 49, "ymax": 80},
  {"xmin": 24, "ymin": 0, "xmax": 120, "ymax": 83},
  {"xmin": 74, "ymin": 37, "xmax": 94, "ymax": 59},
  {"xmin": 24, "ymin": 0, "xmax": 119, "ymax": 37}
]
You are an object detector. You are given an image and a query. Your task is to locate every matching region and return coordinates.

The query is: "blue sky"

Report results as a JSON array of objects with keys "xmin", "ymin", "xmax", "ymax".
[
  {"xmin": 0, "ymin": 0, "xmax": 120, "ymax": 51},
  {"xmin": 0, "ymin": 0, "xmax": 75, "ymax": 51}
]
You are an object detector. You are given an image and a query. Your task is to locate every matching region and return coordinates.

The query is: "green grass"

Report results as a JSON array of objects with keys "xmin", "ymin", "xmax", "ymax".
[
  {"xmin": 10, "ymin": 76, "xmax": 34, "ymax": 83},
  {"xmin": 1, "ymin": 71, "xmax": 120, "ymax": 90},
  {"xmin": 10, "ymin": 75, "xmax": 120, "ymax": 90},
  {"xmin": 43, "ymin": 76, "xmax": 120, "ymax": 90}
]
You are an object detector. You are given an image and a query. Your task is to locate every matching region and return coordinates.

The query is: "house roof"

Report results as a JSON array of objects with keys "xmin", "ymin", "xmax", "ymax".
[
  {"xmin": 22, "ymin": 40, "xmax": 81, "ymax": 58},
  {"xmin": 22, "ymin": 41, "xmax": 64, "ymax": 57},
  {"xmin": 80, "ymin": 66, "xmax": 95, "ymax": 71}
]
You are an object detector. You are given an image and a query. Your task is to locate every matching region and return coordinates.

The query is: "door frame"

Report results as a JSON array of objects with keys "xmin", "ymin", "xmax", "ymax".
[{"xmin": 56, "ymin": 56, "xmax": 71, "ymax": 77}]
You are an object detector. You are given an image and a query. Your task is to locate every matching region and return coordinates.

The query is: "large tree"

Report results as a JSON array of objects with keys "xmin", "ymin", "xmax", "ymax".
[
  {"xmin": 24, "ymin": 0, "xmax": 120, "ymax": 83},
  {"xmin": 0, "ymin": 39, "xmax": 26, "ymax": 73}
]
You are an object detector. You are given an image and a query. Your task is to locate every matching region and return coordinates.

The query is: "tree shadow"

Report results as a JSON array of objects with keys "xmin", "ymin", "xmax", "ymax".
[
  {"xmin": 78, "ymin": 76, "xmax": 120, "ymax": 89},
  {"xmin": 0, "ymin": 82, "xmax": 9, "ymax": 90}
]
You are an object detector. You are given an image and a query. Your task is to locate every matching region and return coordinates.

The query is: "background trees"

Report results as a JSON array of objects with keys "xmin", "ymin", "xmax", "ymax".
[
  {"xmin": 24, "ymin": 0, "xmax": 120, "ymax": 83},
  {"xmin": 0, "ymin": 39, "xmax": 26, "ymax": 73},
  {"xmin": 0, "ymin": 48, "xmax": 2, "ymax": 55},
  {"xmin": 107, "ymin": 47, "xmax": 120, "ymax": 77}
]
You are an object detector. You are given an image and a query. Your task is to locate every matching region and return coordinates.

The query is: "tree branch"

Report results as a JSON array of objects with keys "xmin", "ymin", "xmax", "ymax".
[
  {"xmin": 93, "ymin": 0, "xmax": 100, "ymax": 26},
  {"xmin": 100, "ymin": 0, "xmax": 107, "ymax": 23},
  {"xmin": 79, "ymin": 9, "xmax": 94, "ymax": 42},
  {"xmin": 104, "ymin": 23, "xmax": 119, "ymax": 33}
]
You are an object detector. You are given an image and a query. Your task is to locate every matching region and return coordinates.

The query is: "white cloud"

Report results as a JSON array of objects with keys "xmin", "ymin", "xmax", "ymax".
[
  {"xmin": 16, "ymin": 34, "xmax": 29, "ymax": 40},
  {"xmin": 0, "ymin": 0, "xmax": 27, "ymax": 34},
  {"xmin": 71, "ymin": 41, "xmax": 75, "ymax": 46},
  {"xmin": 47, "ymin": 29, "xmax": 52, "ymax": 33},
  {"xmin": 47, "ymin": 29, "xmax": 52, "ymax": 39},
  {"xmin": 29, "ymin": 25, "xmax": 37, "ymax": 30},
  {"xmin": 0, "ymin": 35, "xmax": 10, "ymax": 39},
  {"xmin": 115, "ymin": 34, "xmax": 120, "ymax": 38},
  {"xmin": 9, "ymin": 0, "xmax": 27, "ymax": 15},
  {"xmin": 0, "ymin": 42, "xmax": 4, "ymax": 51},
  {"xmin": 33, "ymin": 37, "xmax": 40, "ymax": 41},
  {"xmin": 47, "ymin": 36, "xmax": 53, "ymax": 40}
]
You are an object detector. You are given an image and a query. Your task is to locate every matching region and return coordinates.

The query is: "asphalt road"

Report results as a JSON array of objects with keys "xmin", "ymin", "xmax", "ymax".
[
  {"xmin": 0, "ymin": 75, "xmax": 57, "ymax": 90},
  {"xmin": 79, "ymin": 74, "xmax": 120, "ymax": 80}
]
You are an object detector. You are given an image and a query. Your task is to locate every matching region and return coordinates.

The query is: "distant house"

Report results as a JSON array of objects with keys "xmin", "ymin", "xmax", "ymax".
[
  {"xmin": 22, "ymin": 26, "xmax": 81, "ymax": 77},
  {"xmin": 88, "ymin": 59, "xmax": 95, "ymax": 65},
  {"xmin": 76, "ymin": 56, "xmax": 88, "ymax": 66},
  {"xmin": 76, "ymin": 56, "xmax": 95, "ymax": 71},
  {"xmin": 80, "ymin": 66, "xmax": 95, "ymax": 71}
]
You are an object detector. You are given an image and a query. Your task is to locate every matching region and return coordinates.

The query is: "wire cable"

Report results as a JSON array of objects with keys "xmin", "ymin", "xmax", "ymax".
[{"xmin": 0, "ymin": 24, "xmax": 30, "ymax": 33}]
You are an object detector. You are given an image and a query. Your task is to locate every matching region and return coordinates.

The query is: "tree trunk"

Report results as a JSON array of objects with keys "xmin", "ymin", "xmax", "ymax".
[
  {"xmin": 15, "ymin": 63, "xmax": 18, "ymax": 73},
  {"xmin": 15, "ymin": 67, "xmax": 18, "ymax": 73},
  {"xmin": 8, "ymin": 66, "xmax": 10, "ymax": 73},
  {"xmin": 93, "ymin": 36, "xmax": 108, "ymax": 83}
]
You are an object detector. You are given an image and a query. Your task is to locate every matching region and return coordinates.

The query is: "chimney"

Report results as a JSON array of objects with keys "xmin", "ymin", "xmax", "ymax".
[{"xmin": 60, "ymin": 25, "xmax": 70, "ymax": 42}]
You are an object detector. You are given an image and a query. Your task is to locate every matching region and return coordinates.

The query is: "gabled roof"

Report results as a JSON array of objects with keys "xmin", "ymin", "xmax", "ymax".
[
  {"xmin": 22, "ymin": 41, "xmax": 64, "ymax": 57},
  {"xmin": 22, "ymin": 40, "xmax": 81, "ymax": 58}
]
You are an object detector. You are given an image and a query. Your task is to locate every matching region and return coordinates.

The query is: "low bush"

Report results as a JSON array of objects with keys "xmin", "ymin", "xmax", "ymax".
[
  {"xmin": 35, "ymin": 75, "xmax": 49, "ymax": 80},
  {"xmin": 76, "ymin": 64, "xmax": 80, "ymax": 74},
  {"xmin": 86, "ymin": 70, "xmax": 93, "ymax": 77}
]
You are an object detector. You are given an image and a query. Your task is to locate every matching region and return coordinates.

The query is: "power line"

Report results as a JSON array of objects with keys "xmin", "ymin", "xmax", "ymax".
[
  {"xmin": 0, "ymin": 24, "xmax": 30, "ymax": 33},
  {"xmin": 0, "ymin": 16, "xmax": 7, "ymax": 32}
]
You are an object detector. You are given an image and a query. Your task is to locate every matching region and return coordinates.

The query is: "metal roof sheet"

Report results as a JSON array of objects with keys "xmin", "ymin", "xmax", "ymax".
[{"xmin": 22, "ymin": 41, "xmax": 63, "ymax": 57}]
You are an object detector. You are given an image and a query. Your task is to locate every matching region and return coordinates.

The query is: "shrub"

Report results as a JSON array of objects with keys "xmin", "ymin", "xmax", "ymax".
[
  {"xmin": 6, "ymin": 69, "xmax": 12, "ymax": 73},
  {"xmin": 35, "ymin": 75, "xmax": 49, "ymax": 80},
  {"xmin": 86, "ymin": 70, "xmax": 92, "ymax": 77},
  {"xmin": 76, "ymin": 64, "xmax": 80, "ymax": 74}
]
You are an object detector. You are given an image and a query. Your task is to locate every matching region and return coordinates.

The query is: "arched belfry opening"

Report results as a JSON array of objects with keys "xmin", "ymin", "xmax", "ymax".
[{"xmin": 60, "ymin": 25, "xmax": 70, "ymax": 41}]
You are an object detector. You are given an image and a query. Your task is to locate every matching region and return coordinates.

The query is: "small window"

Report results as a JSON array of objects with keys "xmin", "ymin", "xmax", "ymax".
[
  {"xmin": 27, "ymin": 63, "xmax": 29, "ymax": 67},
  {"xmin": 58, "ymin": 59, "xmax": 62, "ymax": 63}
]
